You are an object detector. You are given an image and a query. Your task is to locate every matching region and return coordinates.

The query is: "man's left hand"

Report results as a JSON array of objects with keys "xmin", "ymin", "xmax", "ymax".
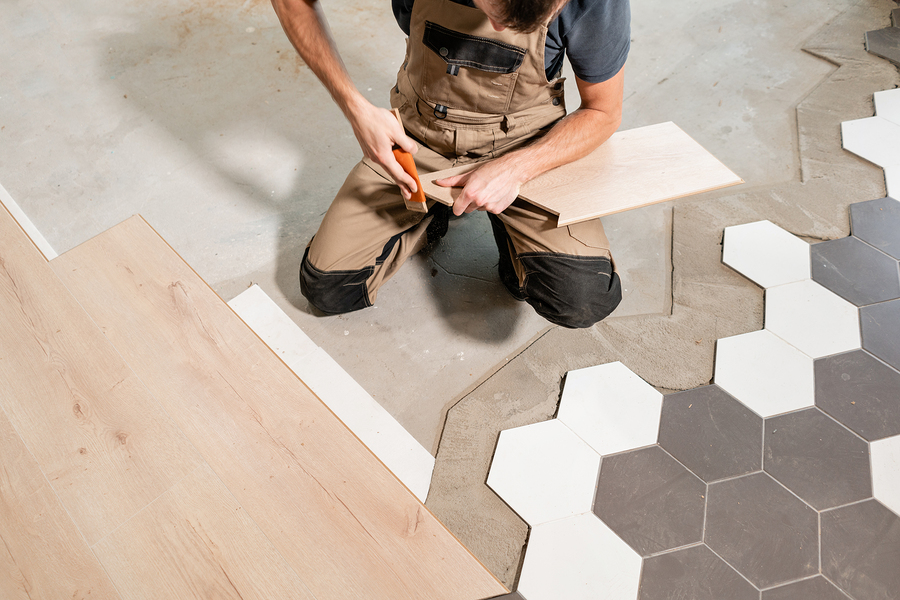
[{"xmin": 435, "ymin": 159, "xmax": 522, "ymax": 216}]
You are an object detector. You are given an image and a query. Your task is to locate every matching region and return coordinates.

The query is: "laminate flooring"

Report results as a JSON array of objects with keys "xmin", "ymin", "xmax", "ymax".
[{"xmin": 0, "ymin": 204, "xmax": 506, "ymax": 600}]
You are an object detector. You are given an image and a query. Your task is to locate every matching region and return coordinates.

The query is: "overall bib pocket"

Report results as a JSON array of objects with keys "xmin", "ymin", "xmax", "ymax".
[{"xmin": 420, "ymin": 21, "xmax": 526, "ymax": 114}]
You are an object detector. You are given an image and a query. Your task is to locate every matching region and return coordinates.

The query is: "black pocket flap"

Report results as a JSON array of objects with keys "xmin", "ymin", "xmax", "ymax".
[{"xmin": 423, "ymin": 21, "xmax": 526, "ymax": 74}]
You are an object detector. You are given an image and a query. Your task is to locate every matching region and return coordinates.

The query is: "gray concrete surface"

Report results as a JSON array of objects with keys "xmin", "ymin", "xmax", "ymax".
[{"xmin": 2, "ymin": 0, "xmax": 899, "ymax": 589}]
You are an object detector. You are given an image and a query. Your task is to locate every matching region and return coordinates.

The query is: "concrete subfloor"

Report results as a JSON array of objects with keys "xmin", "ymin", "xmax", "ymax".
[{"xmin": 2, "ymin": 0, "xmax": 899, "ymax": 589}]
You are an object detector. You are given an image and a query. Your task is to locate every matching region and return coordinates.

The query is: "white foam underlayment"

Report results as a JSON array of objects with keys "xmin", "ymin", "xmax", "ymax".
[
  {"xmin": 228, "ymin": 285, "xmax": 435, "ymax": 502},
  {"xmin": 3, "ymin": 183, "xmax": 433, "ymax": 503}
]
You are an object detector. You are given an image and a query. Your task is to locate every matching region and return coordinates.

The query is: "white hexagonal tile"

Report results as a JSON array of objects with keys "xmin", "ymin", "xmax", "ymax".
[
  {"xmin": 875, "ymin": 89, "xmax": 900, "ymax": 127},
  {"xmin": 487, "ymin": 419, "xmax": 601, "ymax": 526},
  {"xmin": 841, "ymin": 116, "xmax": 900, "ymax": 168},
  {"xmin": 885, "ymin": 165, "xmax": 899, "ymax": 198},
  {"xmin": 557, "ymin": 362, "xmax": 662, "ymax": 456},
  {"xmin": 722, "ymin": 220, "xmax": 811, "ymax": 289},
  {"xmin": 517, "ymin": 513, "xmax": 642, "ymax": 600},
  {"xmin": 872, "ymin": 435, "xmax": 900, "ymax": 517},
  {"xmin": 714, "ymin": 329, "xmax": 815, "ymax": 418},
  {"xmin": 765, "ymin": 280, "xmax": 861, "ymax": 359}
]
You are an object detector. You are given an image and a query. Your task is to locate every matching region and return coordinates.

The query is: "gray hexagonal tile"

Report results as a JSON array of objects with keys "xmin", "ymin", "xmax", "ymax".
[
  {"xmin": 487, "ymin": 419, "xmax": 601, "ymax": 526},
  {"xmin": 722, "ymin": 220, "xmax": 810, "ymax": 289},
  {"xmin": 811, "ymin": 236, "xmax": 900, "ymax": 306},
  {"xmin": 765, "ymin": 280, "xmax": 860, "ymax": 359},
  {"xmin": 761, "ymin": 576, "xmax": 851, "ymax": 600},
  {"xmin": 639, "ymin": 545, "xmax": 758, "ymax": 600},
  {"xmin": 764, "ymin": 408, "xmax": 871, "ymax": 510},
  {"xmin": 850, "ymin": 196, "xmax": 900, "ymax": 260},
  {"xmin": 815, "ymin": 350, "xmax": 900, "ymax": 441},
  {"xmin": 659, "ymin": 385, "xmax": 763, "ymax": 483},
  {"xmin": 861, "ymin": 298, "xmax": 900, "ymax": 371},
  {"xmin": 593, "ymin": 446, "xmax": 706, "ymax": 556},
  {"xmin": 822, "ymin": 499, "xmax": 900, "ymax": 600},
  {"xmin": 715, "ymin": 329, "xmax": 815, "ymax": 418},
  {"xmin": 706, "ymin": 472, "xmax": 818, "ymax": 589}
]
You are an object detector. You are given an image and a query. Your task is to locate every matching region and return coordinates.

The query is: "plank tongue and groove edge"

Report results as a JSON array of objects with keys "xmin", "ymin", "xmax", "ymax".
[
  {"xmin": 51, "ymin": 215, "xmax": 507, "ymax": 600},
  {"xmin": 420, "ymin": 121, "xmax": 743, "ymax": 226}
]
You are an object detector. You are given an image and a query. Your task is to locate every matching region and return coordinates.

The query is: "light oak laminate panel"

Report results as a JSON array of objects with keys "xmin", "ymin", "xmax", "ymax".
[
  {"xmin": 421, "ymin": 121, "xmax": 743, "ymax": 226},
  {"xmin": 0, "ymin": 407, "xmax": 121, "ymax": 600},
  {"xmin": 93, "ymin": 463, "xmax": 315, "ymax": 600},
  {"xmin": 0, "ymin": 205, "xmax": 203, "ymax": 545},
  {"xmin": 52, "ymin": 216, "xmax": 507, "ymax": 600}
]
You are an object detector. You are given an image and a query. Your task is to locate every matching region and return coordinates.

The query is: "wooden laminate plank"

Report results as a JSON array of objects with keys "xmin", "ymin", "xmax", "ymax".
[
  {"xmin": 93, "ymin": 463, "xmax": 315, "ymax": 600},
  {"xmin": 0, "ymin": 407, "xmax": 121, "ymax": 600},
  {"xmin": 420, "ymin": 121, "xmax": 743, "ymax": 226},
  {"xmin": 51, "ymin": 216, "xmax": 507, "ymax": 600},
  {"xmin": 0, "ymin": 205, "xmax": 204, "ymax": 546}
]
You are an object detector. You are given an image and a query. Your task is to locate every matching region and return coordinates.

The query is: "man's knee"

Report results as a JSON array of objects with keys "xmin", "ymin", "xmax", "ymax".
[
  {"xmin": 518, "ymin": 254, "xmax": 622, "ymax": 329},
  {"xmin": 299, "ymin": 246, "xmax": 373, "ymax": 314}
]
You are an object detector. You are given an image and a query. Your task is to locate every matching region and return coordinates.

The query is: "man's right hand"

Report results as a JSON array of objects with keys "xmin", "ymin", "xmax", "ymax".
[{"xmin": 346, "ymin": 99, "xmax": 419, "ymax": 200}]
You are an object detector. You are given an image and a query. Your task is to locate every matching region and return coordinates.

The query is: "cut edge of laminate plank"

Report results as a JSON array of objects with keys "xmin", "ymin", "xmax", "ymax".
[
  {"xmin": 55, "ymin": 215, "xmax": 508, "ymax": 598},
  {"xmin": 420, "ymin": 121, "xmax": 744, "ymax": 226},
  {"xmin": 0, "ymin": 183, "xmax": 57, "ymax": 260}
]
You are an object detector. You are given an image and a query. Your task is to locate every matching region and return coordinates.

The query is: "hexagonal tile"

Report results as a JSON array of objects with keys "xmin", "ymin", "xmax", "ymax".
[
  {"xmin": 639, "ymin": 545, "xmax": 758, "ymax": 600},
  {"xmin": 850, "ymin": 196, "xmax": 900, "ymax": 260},
  {"xmin": 765, "ymin": 280, "xmax": 860, "ymax": 359},
  {"xmin": 517, "ymin": 513, "xmax": 642, "ymax": 600},
  {"xmin": 815, "ymin": 350, "xmax": 900, "ymax": 441},
  {"xmin": 764, "ymin": 408, "xmax": 871, "ymax": 510},
  {"xmin": 722, "ymin": 220, "xmax": 810, "ymax": 289},
  {"xmin": 811, "ymin": 236, "xmax": 900, "ymax": 306},
  {"xmin": 871, "ymin": 435, "xmax": 900, "ymax": 517},
  {"xmin": 861, "ymin": 298, "xmax": 900, "ymax": 370},
  {"xmin": 874, "ymin": 89, "xmax": 900, "ymax": 127},
  {"xmin": 659, "ymin": 385, "xmax": 763, "ymax": 482},
  {"xmin": 487, "ymin": 419, "xmax": 601, "ymax": 526},
  {"xmin": 841, "ymin": 116, "xmax": 900, "ymax": 169},
  {"xmin": 593, "ymin": 446, "xmax": 706, "ymax": 556},
  {"xmin": 822, "ymin": 499, "xmax": 900, "ymax": 599},
  {"xmin": 761, "ymin": 576, "xmax": 851, "ymax": 600},
  {"xmin": 706, "ymin": 472, "xmax": 818, "ymax": 589},
  {"xmin": 715, "ymin": 329, "xmax": 815, "ymax": 418},
  {"xmin": 886, "ymin": 168, "xmax": 899, "ymax": 199},
  {"xmin": 557, "ymin": 362, "xmax": 662, "ymax": 456}
]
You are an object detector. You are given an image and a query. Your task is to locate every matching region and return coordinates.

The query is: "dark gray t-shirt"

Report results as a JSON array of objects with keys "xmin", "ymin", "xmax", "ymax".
[{"xmin": 391, "ymin": 0, "xmax": 630, "ymax": 83}]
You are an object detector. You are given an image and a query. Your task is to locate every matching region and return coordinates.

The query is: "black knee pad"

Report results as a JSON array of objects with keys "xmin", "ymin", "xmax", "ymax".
[
  {"xmin": 299, "ymin": 246, "xmax": 373, "ymax": 314},
  {"xmin": 519, "ymin": 253, "xmax": 622, "ymax": 329}
]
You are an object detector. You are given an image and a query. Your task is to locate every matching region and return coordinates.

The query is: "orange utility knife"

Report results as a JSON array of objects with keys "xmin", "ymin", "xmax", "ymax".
[{"xmin": 391, "ymin": 109, "xmax": 428, "ymax": 213}]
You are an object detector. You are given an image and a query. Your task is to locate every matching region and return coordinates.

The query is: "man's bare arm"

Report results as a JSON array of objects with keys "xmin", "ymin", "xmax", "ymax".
[
  {"xmin": 437, "ymin": 66, "xmax": 625, "ymax": 215},
  {"xmin": 270, "ymin": 0, "xmax": 419, "ymax": 198}
]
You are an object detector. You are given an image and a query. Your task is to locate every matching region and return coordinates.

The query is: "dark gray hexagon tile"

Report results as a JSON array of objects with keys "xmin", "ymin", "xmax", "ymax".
[
  {"xmin": 811, "ymin": 236, "xmax": 900, "ymax": 306},
  {"xmin": 639, "ymin": 544, "xmax": 758, "ymax": 600},
  {"xmin": 593, "ymin": 445, "xmax": 706, "ymax": 556},
  {"xmin": 762, "ymin": 576, "xmax": 851, "ymax": 600},
  {"xmin": 866, "ymin": 27, "xmax": 900, "ymax": 67},
  {"xmin": 816, "ymin": 350, "xmax": 900, "ymax": 441},
  {"xmin": 861, "ymin": 298, "xmax": 900, "ymax": 371},
  {"xmin": 491, "ymin": 592, "xmax": 525, "ymax": 600},
  {"xmin": 850, "ymin": 197, "xmax": 900, "ymax": 260},
  {"xmin": 659, "ymin": 385, "xmax": 763, "ymax": 483},
  {"xmin": 822, "ymin": 499, "xmax": 900, "ymax": 600},
  {"xmin": 706, "ymin": 472, "xmax": 818, "ymax": 589},
  {"xmin": 764, "ymin": 408, "xmax": 871, "ymax": 510}
]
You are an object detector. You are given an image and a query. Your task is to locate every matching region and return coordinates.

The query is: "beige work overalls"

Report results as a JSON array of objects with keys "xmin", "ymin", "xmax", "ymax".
[{"xmin": 301, "ymin": 0, "xmax": 622, "ymax": 328}]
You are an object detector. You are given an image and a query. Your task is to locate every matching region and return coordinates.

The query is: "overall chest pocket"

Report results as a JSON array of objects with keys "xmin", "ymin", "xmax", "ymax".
[{"xmin": 420, "ymin": 21, "xmax": 527, "ymax": 114}]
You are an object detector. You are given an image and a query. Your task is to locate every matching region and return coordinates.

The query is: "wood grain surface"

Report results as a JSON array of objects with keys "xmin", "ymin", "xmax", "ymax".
[
  {"xmin": 420, "ymin": 121, "xmax": 743, "ymax": 226},
  {"xmin": 0, "ymin": 204, "xmax": 203, "ymax": 546},
  {"xmin": 93, "ymin": 464, "xmax": 315, "ymax": 600},
  {"xmin": 52, "ymin": 216, "xmax": 507, "ymax": 600},
  {"xmin": 0, "ymin": 407, "xmax": 121, "ymax": 600}
]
